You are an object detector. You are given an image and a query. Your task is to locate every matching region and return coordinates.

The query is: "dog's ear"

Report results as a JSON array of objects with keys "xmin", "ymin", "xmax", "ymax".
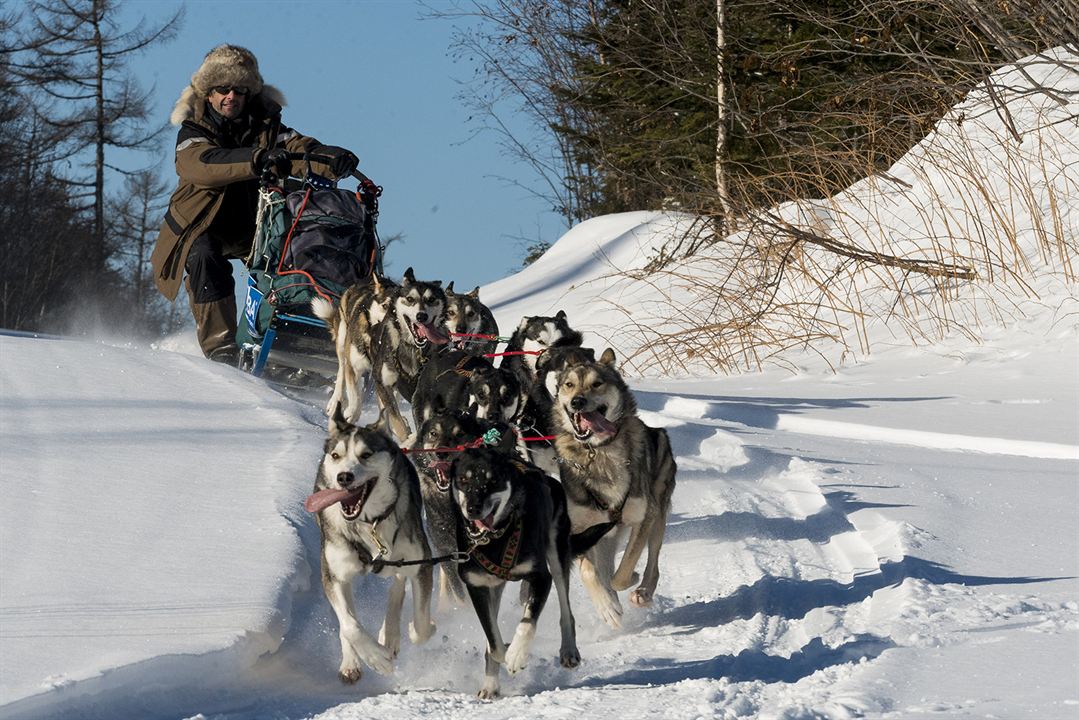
[
  {"xmin": 403, "ymin": 267, "xmax": 416, "ymax": 285},
  {"xmin": 599, "ymin": 347, "xmax": 617, "ymax": 366},
  {"xmin": 468, "ymin": 286, "xmax": 480, "ymax": 299},
  {"xmin": 330, "ymin": 402, "xmax": 354, "ymax": 435},
  {"xmin": 555, "ymin": 309, "xmax": 567, "ymax": 321},
  {"xmin": 445, "ymin": 280, "xmax": 455, "ymax": 293}
]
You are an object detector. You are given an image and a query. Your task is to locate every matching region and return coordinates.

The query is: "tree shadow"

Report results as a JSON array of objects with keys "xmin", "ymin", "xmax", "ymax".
[
  {"xmin": 633, "ymin": 390, "xmax": 949, "ymax": 431},
  {"xmin": 575, "ymin": 634, "xmax": 896, "ymax": 687},
  {"xmin": 648, "ymin": 556, "xmax": 1069, "ymax": 632}
]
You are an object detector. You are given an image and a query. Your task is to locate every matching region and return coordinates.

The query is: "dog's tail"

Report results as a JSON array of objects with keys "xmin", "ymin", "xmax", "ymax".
[{"xmin": 310, "ymin": 296, "xmax": 337, "ymax": 324}]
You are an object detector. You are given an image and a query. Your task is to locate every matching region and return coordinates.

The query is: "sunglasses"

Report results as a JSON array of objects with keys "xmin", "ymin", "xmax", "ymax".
[{"xmin": 211, "ymin": 85, "xmax": 250, "ymax": 96}]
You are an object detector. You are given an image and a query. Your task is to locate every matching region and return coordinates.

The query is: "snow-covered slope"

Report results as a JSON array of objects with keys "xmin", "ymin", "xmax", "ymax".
[{"xmin": 486, "ymin": 47, "xmax": 1079, "ymax": 376}]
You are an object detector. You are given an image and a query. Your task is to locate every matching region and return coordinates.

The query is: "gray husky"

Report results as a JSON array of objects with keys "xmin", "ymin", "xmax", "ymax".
[
  {"xmin": 305, "ymin": 409, "xmax": 436, "ymax": 683},
  {"xmin": 313, "ymin": 268, "xmax": 450, "ymax": 440},
  {"xmin": 451, "ymin": 446, "xmax": 580, "ymax": 698},
  {"xmin": 550, "ymin": 348, "xmax": 676, "ymax": 629},
  {"xmin": 444, "ymin": 282, "xmax": 499, "ymax": 356}
]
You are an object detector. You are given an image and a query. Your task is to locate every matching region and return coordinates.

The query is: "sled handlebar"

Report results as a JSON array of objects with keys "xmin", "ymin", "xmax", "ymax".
[{"xmin": 278, "ymin": 151, "xmax": 374, "ymax": 186}]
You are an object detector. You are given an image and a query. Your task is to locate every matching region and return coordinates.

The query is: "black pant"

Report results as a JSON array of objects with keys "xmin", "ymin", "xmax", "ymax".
[
  {"xmin": 185, "ymin": 231, "xmax": 240, "ymax": 303},
  {"xmin": 185, "ymin": 181, "xmax": 258, "ymax": 303}
]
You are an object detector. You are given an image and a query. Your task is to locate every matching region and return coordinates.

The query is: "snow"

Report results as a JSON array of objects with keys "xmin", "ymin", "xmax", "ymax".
[{"xmin": 2, "ymin": 50, "xmax": 1078, "ymax": 720}]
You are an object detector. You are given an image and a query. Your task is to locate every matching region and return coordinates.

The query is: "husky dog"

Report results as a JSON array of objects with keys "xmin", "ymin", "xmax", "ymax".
[
  {"xmin": 451, "ymin": 447, "xmax": 580, "ymax": 698},
  {"xmin": 499, "ymin": 311, "xmax": 583, "ymax": 474},
  {"xmin": 411, "ymin": 349, "xmax": 521, "ymax": 431},
  {"xmin": 312, "ymin": 274, "xmax": 398, "ymax": 421},
  {"xmin": 305, "ymin": 408, "xmax": 437, "ymax": 683},
  {"xmin": 444, "ymin": 282, "xmax": 499, "ymax": 356},
  {"xmin": 550, "ymin": 349, "xmax": 676, "ymax": 629},
  {"xmin": 411, "ymin": 413, "xmax": 519, "ymax": 607},
  {"xmin": 314, "ymin": 267, "xmax": 450, "ymax": 440}
]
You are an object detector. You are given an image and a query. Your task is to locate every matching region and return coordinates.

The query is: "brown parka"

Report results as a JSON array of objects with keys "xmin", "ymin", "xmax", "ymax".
[{"xmin": 150, "ymin": 86, "xmax": 331, "ymax": 301}]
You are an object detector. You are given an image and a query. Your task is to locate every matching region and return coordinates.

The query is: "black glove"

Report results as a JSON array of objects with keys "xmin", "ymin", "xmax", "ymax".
[
  {"xmin": 256, "ymin": 148, "xmax": 291, "ymax": 183},
  {"xmin": 315, "ymin": 145, "xmax": 359, "ymax": 178}
]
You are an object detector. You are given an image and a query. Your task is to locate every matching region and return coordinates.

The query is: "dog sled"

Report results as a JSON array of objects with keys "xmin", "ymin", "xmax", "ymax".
[{"xmin": 236, "ymin": 152, "xmax": 383, "ymax": 385}]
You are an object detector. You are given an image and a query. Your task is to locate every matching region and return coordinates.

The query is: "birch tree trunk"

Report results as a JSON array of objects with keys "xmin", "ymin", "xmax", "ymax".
[{"xmin": 715, "ymin": 0, "xmax": 730, "ymax": 238}]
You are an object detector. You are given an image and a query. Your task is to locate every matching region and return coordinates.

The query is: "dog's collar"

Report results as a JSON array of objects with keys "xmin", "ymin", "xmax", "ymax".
[{"xmin": 469, "ymin": 516, "xmax": 523, "ymax": 581}]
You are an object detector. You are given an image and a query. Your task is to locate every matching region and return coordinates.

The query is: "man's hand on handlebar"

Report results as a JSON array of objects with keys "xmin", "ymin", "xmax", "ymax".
[
  {"xmin": 256, "ymin": 148, "xmax": 291, "ymax": 184},
  {"xmin": 313, "ymin": 145, "xmax": 359, "ymax": 179}
]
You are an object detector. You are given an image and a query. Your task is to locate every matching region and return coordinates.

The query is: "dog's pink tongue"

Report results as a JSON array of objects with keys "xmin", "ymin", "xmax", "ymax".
[
  {"xmin": 429, "ymin": 459, "xmax": 452, "ymax": 475},
  {"xmin": 580, "ymin": 411, "xmax": 618, "ymax": 436},
  {"xmin": 416, "ymin": 322, "xmax": 450, "ymax": 345},
  {"xmin": 473, "ymin": 514, "xmax": 496, "ymax": 532},
  {"xmin": 304, "ymin": 488, "xmax": 354, "ymax": 513}
]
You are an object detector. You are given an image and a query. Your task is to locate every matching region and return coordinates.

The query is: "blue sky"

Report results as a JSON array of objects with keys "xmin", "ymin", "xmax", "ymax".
[{"xmin": 117, "ymin": 0, "xmax": 564, "ymax": 289}]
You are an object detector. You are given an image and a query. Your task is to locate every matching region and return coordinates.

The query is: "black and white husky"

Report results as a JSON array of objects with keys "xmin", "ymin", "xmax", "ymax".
[
  {"xmin": 411, "ymin": 349, "xmax": 521, "ymax": 431},
  {"xmin": 499, "ymin": 311, "xmax": 583, "ymax": 475},
  {"xmin": 451, "ymin": 447, "xmax": 581, "ymax": 698},
  {"xmin": 411, "ymin": 413, "xmax": 519, "ymax": 608},
  {"xmin": 551, "ymin": 349, "xmax": 677, "ymax": 629},
  {"xmin": 305, "ymin": 408, "xmax": 436, "ymax": 683}
]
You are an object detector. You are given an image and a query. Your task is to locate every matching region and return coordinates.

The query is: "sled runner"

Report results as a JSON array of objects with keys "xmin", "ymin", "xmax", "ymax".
[{"xmin": 235, "ymin": 152, "xmax": 384, "ymax": 385}]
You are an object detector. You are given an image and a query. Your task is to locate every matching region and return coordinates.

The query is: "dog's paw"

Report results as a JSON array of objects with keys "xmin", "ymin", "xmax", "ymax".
[
  {"xmin": 505, "ymin": 623, "xmax": 535, "ymax": 674},
  {"xmin": 610, "ymin": 570, "xmax": 640, "ymax": 592},
  {"xmin": 560, "ymin": 645, "xmax": 581, "ymax": 668},
  {"xmin": 504, "ymin": 642, "xmax": 529, "ymax": 675},
  {"xmin": 629, "ymin": 587, "xmax": 654, "ymax": 608},
  {"xmin": 338, "ymin": 665, "xmax": 363, "ymax": 684},
  {"xmin": 477, "ymin": 679, "xmax": 501, "ymax": 699},
  {"xmin": 596, "ymin": 594, "xmax": 624, "ymax": 629},
  {"xmin": 358, "ymin": 642, "xmax": 396, "ymax": 676},
  {"xmin": 409, "ymin": 620, "xmax": 436, "ymax": 645},
  {"xmin": 344, "ymin": 401, "xmax": 361, "ymax": 421},
  {"xmin": 378, "ymin": 626, "xmax": 401, "ymax": 658}
]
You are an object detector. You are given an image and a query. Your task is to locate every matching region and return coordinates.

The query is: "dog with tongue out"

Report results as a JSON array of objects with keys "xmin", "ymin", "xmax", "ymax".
[
  {"xmin": 305, "ymin": 405, "xmax": 436, "ymax": 685},
  {"xmin": 449, "ymin": 446, "xmax": 581, "ymax": 699},
  {"xmin": 550, "ymin": 348, "xmax": 677, "ymax": 631}
]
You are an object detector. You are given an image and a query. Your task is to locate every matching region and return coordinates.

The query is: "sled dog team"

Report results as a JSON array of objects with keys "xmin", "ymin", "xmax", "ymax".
[{"xmin": 306, "ymin": 269, "xmax": 676, "ymax": 698}]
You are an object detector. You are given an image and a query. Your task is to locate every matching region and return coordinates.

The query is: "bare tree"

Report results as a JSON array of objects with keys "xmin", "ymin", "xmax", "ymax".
[
  {"xmin": 428, "ymin": 0, "xmax": 600, "ymax": 228},
  {"xmin": 10, "ymin": 0, "xmax": 182, "ymax": 277}
]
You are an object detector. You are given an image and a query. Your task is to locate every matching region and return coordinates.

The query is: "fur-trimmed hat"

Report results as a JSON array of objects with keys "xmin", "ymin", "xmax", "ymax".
[
  {"xmin": 170, "ymin": 44, "xmax": 286, "ymax": 125},
  {"xmin": 191, "ymin": 44, "xmax": 263, "ymax": 98}
]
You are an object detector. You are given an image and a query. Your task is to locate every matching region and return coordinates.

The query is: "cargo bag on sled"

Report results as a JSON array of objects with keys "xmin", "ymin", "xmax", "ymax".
[{"xmin": 237, "ymin": 182, "xmax": 380, "ymax": 376}]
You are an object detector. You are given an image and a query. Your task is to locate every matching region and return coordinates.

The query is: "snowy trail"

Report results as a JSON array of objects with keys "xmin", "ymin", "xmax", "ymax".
[
  {"xmin": 3, "ymin": 358, "xmax": 1075, "ymax": 720},
  {"xmin": 203, "ymin": 387, "xmax": 1073, "ymax": 719}
]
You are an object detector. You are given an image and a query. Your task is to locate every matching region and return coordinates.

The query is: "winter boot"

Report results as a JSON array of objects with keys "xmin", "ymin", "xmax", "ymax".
[{"xmin": 189, "ymin": 293, "xmax": 239, "ymax": 363}]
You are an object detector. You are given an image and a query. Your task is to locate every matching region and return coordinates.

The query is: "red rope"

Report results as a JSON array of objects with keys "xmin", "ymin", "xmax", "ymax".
[
  {"xmin": 483, "ymin": 350, "xmax": 543, "ymax": 358},
  {"xmin": 277, "ymin": 188, "xmax": 310, "ymax": 274},
  {"xmin": 402, "ymin": 437, "xmax": 486, "ymax": 455}
]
